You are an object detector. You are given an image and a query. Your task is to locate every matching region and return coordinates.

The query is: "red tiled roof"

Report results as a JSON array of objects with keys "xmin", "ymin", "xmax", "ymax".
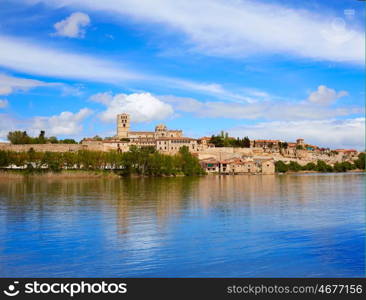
[
  {"xmin": 156, "ymin": 137, "xmax": 196, "ymax": 141},
  {"xmin": 335, "ymin": 149, "xmax": 357, "ymax": 152},
  {"xmin": 254, "ymin": 139, "xmax": 280, "ymax": 143}
]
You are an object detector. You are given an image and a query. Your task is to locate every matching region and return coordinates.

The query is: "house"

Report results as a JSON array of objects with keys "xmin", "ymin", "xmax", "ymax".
[{"xmin": 200, "ymin": 158, "xmax": 220, "ymax": 173}]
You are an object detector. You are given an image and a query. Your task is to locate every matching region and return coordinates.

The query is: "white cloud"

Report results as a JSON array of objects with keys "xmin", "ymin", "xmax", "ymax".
[
  {"xmin": 161, "ymin": 95, "xmax": 363, "ymax": 121},
  {"xmin": 0, "ymin": 86, "xmax": 12, "ymax": 95},
  {"xmin": 0, "ymin": 35, "xmax": 243, "ymax": 102},
  {"xmin": 32, "ymin": 108, "xmax": 93, "ymax": 135},
  {"xmin": 229, "ymin": 118, "xmax": 365, "ymax": 150},
  {"xmin": 53, "ymin": 12, "xmax": 91, "ymax": 38},
  {"xmin": 0, "ymin": 73, "xmax": 53, "ymax": 95},
  {"xmin": 89, "ymin": 91, "xmax": 114, "ymax": 105},
  {"xmin": 27, "ymin": 0, "xmax": 365, "ymax": 64},
  {"xmin": 98, "ymin": 92, "xmax": 174, "ymax": 122},
  {"xmin": 0, "ymin": 35, "xmax": 141, "ymax": 83},
  {"xmin": 0, "ymin": 99, "xmax": 8, "ymax": 108},
  {"xmin": 0, "ymin": 114, "xmax": 19, "ymax": 140},
  {"xmin": 308, "ymin": 85, "xmax": 348, "ymax": 105}
]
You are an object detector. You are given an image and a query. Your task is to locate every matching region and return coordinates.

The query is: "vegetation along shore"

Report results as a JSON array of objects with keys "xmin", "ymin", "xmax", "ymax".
[{"xmin": 0, "ymin": 147, "xmax": 364, "ymax": 177}]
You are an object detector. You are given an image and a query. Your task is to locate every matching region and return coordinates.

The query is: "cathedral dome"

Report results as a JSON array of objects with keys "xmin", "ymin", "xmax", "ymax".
[{"xmin": 155, "ymin": 124, "xmax": 167, "ymax": 132}]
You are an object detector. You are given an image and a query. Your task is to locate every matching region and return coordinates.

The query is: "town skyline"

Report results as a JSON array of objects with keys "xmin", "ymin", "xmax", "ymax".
[{"xmin": 0, "ymin": 0, "xmax": 364, "ymax": 150}]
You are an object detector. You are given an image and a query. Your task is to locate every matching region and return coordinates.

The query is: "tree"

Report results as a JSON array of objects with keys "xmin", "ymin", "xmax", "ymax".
[
  {"xmin": 303, "ymin": 162, "xmax": 316, "ymax": 171},
  {"xmin": 275, "ymin": 161, "xmax": 288, "ymax": 173},
  {"xmin": 243, "ymin": 136, "xmax": 250, "ymax": 148},
  {"xmin": 354, "ymin": 153, "xmax": 365, "ymax": 170},
  {"xmin": 288, "ymin": 161, "xmax": 302, "ymax": 172},
  {"xmin": 93, "ymin": 135, "xmax": 103, "ymax": 141},
  {"xmin": 316, "ymin": 160, "xmax": 333, "ymax": 172},
  {"xmin": 279, "ymin": 142, "xmax": 288, "ymax": 149},
  {"xmin": 60, "ymin": 139, "xmax": 77, "ymax": 144},
  {"xmin": 0, "ymin": 150, "xmax": 9, "ymax": 167},
  {"xmin": 48, "ymin": 136, "xmax": 59, "ymax": 144},
  {"xmin": 38, "ymin": 130, "xmax": 46, "ymax": 144},
  {"xmin": 178, "ymin": 146, "xmax": 205, "ymax": 176},
  {"xmin": 7, "ymin": 131, "xmax": 31, "ymax": 144}
]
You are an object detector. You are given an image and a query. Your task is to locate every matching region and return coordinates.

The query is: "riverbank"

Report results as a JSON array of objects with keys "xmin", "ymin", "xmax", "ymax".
[
  {"xmin": 0, "ymin": 169, "xmax": 123, "ymax": 179},
  {"xmin": 0, "ymin": 169, "xmax": 196, "ymax": 179},
  {"xmin": 281, "ymin": 169, "xmax": 365, "ymax": 174},
  {"xmin": 0, "ymin": 169, "xmax": 364, "ymax": 179}
]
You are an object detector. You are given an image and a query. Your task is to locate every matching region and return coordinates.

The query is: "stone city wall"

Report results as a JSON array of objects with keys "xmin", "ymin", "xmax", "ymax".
[{"xmin": 0, "ymin": 143, "xmax": 86, "ymax": 152}]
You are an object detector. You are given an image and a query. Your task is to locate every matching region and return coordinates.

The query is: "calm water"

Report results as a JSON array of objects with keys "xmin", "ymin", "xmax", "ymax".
[{"xmin": 0, "ymin": 173, "xmax": 364, "ymax": 277}]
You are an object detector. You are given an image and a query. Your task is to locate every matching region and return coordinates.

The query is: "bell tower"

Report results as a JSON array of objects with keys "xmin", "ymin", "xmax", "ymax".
[{"xmin": 117, "ymin": 113, "xmax": 130, "ymax": 138}]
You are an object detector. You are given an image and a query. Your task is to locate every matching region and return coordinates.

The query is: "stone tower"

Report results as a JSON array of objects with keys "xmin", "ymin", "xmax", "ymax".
[{"xmin": 117, "ymin": 113, "xmax": 130, "ymax": 138}]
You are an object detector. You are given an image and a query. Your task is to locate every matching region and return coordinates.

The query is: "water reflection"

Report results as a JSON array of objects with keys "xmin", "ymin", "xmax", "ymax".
[{"xmin": 0, "ymin": 173, "xmax": 364, "ymax": 277}]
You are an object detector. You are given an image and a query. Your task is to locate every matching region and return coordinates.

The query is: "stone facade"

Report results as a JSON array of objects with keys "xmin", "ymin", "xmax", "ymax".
[
  {"xmin": 116, "ymin": 113, "xmax": 130, "ymax": 138},
  {"xmin": 200, "ymin": 157, "xmax": 274, "ymax": 175},
  {"xmin": 81, "ymin": 113, "xmax": 198, "ymax": 154},
  {"xmin": 0, "ymin": 143, "xmax": 86, "ymax": 152}
]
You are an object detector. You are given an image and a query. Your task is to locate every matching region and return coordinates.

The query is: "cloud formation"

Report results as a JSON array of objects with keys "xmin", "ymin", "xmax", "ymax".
[
  {"xmin": 89, "ymin": 91, "xmax": 114, "ymax": 105},
  {"xmin": 27, "ymin": 0, "xmax": 365, "ymax": 64},
  {"xmin": 0, "ymin": 99, "xmax": 8, "ymax": 108},
  {"xmin": 229, "ymin": 118, "xmax": 365, "ymax": 150},
  {"xmin": 53, "ymin": 12, "xmax": 91, "ymax": 38},
  {"xmin": 32, "ymin": 108, "xmax": 93, "ymax": 135},
  {"xmin": 0, "ymin": 35, "xmax": 141, "ymax": 83},
  {"xmin": 97, "ymin": 92, "xmax": 174, "ymax": 123},
  {"xmin": 0, "ymin": 74, "xmax": 53, "ymax": 95},
  {"xmin": 308, "ymin": 85, "xmax": 348, "ymax": 105},
  {"xmin": 161, "ymin": 94, "xmax": 362, "ymax": 121},
  {"xmin": 0, "ymin": 35, "xmax": 248, "ymax": 102}
]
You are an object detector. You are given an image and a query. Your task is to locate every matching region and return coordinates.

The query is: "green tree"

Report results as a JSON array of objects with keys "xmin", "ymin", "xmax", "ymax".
[
  {"xmin": 48, "ymin": 136, "xmax": 59, "ymax": 144},
  {"xmin": 243, "ymin": 136, "xmax": 250, "ymax": 148},
  {"xmin": 275, "ymin": 160, "xmax": 288, "ymax": 173},
  {"xmin": 303, "ymin": 162, "xmax": 316, "ymax": 171},
  {"xmin": 354, "ymin": 153, "xmax": 365, "ymax": 170},
  {"xmin": 60, "ymin": 139, "xmax": 77, "ymax": 144},
  {"xmin": 0, "ymin": 150, "xmax": 9, "ymax": 167},
  {"xmin": 316, "ymin": 160, "xmax": 333, "ymax": 172},
  {"xmin": 7, "ymin": 131, "xmax": 31, "ymax": 144},
  {"xmin": 37, "ymin": 130, "xmax": 46, "ymax": 144},
  {"xmin": 288, "ymin": 161, "xmax": 302, "ymax": 172}
]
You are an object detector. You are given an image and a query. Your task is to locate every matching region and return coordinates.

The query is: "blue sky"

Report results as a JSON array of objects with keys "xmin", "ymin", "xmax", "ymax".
[{"xmin": 0, "ymin": 0, "xmax": 364, "ymax": 149}]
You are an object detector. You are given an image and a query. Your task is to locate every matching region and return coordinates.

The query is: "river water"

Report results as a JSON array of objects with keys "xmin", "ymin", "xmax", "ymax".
[{"xmin": 0, "ymin": 173, "xmax": 364, "ymax": 277}]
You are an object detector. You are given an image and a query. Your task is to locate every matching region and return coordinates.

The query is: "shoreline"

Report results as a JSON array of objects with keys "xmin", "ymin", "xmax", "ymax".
[{"xmin": 0, "ymin": 169, "xmax": 364, "ymax": 179}]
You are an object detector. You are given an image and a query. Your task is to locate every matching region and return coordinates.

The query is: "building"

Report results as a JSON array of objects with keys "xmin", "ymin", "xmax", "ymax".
[
  {"xmin": 83, "ymin": 113, "xmax": 198, "ymax": 154},
  {"xmin": 251, "ymin": 139, "xmax": 281, "ymax": 150},
  {"xmin": 117, "ymin": 113, "xmax": 130, "ymax": 138},
  {"xmin": 200, "ymin": 158, "xmax": 274, "ymax": 175}
]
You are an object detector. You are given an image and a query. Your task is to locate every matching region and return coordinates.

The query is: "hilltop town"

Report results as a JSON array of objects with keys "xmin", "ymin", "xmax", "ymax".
[{"xmin": 0, "ymin": 113, "xmax": 362, "ymax": 175}]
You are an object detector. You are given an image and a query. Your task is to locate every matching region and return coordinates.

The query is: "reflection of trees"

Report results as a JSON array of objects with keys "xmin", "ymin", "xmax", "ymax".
[
  {"xmin": 114, "ymin": 177, "xmax": 199, "ymax": 234},
  {"xmin": 0, "ymin": 176, "xmax": 199, "ymax": 235}
]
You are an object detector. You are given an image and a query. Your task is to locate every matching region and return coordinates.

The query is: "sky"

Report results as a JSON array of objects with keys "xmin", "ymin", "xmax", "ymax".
[{"xmin": 0, "ymin": 0, "xmax": 364, "ymax": 149}]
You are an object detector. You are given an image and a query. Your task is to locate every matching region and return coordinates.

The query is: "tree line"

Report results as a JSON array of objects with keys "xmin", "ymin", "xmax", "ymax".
[
  {"xmin": 275, "ymin": 153, "xmax": 365, "ymax": 173},
  {"xmin": 209, "ymin": 131, "xmax": 250, "ymax": 148},
  {"xmin": 0, "ymin": 146, "xmax": 205, "ymax": 176},
  {"xmin": 7, "ymin": 131, "xmax": 78, "ymax": 144}
]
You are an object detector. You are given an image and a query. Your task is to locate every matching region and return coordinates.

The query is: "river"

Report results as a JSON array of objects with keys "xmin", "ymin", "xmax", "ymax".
[{"xmin": 0, "ymin": 173, "xmax": 364, "ymax": 277}]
